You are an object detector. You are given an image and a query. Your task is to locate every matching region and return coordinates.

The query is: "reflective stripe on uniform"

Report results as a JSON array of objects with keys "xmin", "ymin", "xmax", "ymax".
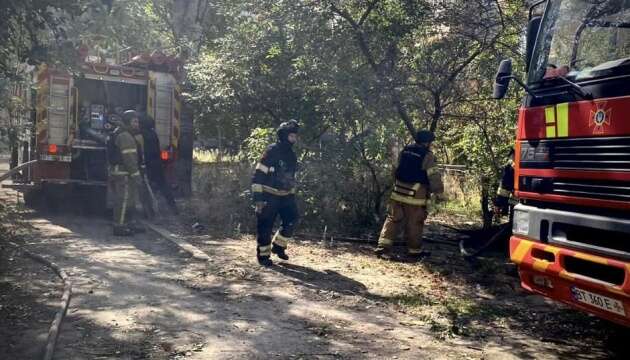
[
  {"xmin": 262, "ymin": 185, "xmax": 295, "ymax": 196},
  {"xmin": 408, "ymin": 248, "xmax": 424, "ymax": 255},
  {"xmin": 258, "ymin": 244, "xmax": 272, "ymax": 256},
  {"xmin": 111, "ymin": 165, "xmax": 129, "ymax": 176},
  {"xmin": 130, "ymin": 171, "xmax": 140, "ymax": 177},
  {"xmin": 272, "ymin": 231, "xmax": 290, "ymax": 248},
  {"xmin": 395, "ymin": 180, "xmax": 421, "ymax": 191},
  {"xmin": 255, "ymin": 163, "xmax": 275, "ymax": 174},
  {"xmin": 390, "ymin": 192, "xmax": 427, "ymax": 206},
  {"xmin": 122, "ymin": 148, "xmax": 137, "ymax": 154},
  {"xmin": 252, "ymin": 183, "xmax": 295, "ymax": 196},
  {"xmin": 256, "ymin": 163, "xmax": 269, "ymax": 173},
  {"xmin": 120, "ymin": 177, "xmax": 129, "ymax": 225},
  {"xmin": 393, "ymin": 185, "xmax": 415, "ymax": 196},
  {"xmin": 378, "ymin": 237, "xmax": 394, "ymax": 247},
  {"xmin": 497, "ymin": 187, "xmax": 511, "ymax": 197}
]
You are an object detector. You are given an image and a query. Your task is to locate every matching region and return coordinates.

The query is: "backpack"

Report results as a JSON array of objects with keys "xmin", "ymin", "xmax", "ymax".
[{"xmin": 395, "ymin": 144, "xmax": 429, "ymax": 184}]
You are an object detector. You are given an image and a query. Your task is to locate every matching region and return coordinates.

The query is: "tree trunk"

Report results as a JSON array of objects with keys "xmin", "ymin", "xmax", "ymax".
[{"xmin": 480, "ymin": 176, "xmax": 493, "ymax": 230}]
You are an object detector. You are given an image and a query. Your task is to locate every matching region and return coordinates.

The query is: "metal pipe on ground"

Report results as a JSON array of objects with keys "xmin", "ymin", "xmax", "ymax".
[
  {"xmin": 0, "ymin": 160, "xmax": 38, "ymax": 182},
  {"xmin": 8, "ymin": 242, "xmax": 72, "ymax": 360}
]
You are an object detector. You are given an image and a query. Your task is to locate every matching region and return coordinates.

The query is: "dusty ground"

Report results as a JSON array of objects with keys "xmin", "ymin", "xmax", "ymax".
[{"xmin": 1, "ymin": 157, "xmax": 629, "ymax": 359}]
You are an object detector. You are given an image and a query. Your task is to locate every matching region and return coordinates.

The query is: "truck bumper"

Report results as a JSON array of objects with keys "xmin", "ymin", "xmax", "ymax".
[{"xmin": 511, "ymin": 236, "xmax": 630, "ymax": 327}]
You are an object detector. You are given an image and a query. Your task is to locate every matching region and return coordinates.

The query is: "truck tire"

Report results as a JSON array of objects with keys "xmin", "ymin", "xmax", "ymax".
[
  {"xmin": 23, "ymin": 188, "xmax": 43, "ymax": 209},
  {"xmin": 82, "ymin": 186, "xmax": 107, "ymax": 216}
]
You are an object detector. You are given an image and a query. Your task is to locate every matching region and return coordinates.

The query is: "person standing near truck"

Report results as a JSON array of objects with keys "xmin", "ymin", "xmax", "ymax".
[{"xmin": 108, "ymin": 110, "xmax": 145, "ymax": 236}]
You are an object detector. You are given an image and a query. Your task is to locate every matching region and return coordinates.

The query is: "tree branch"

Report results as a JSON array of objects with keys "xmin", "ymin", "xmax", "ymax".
[{"xmin": 358, "ymin": 0, "xmax": 380, "ymax": 26}]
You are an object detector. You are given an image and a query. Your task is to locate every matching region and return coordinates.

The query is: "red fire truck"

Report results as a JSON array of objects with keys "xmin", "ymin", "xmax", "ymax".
[
  {"xmin": 494, "ymin": 0, "xmax": 630, "ymax": 326},
  {"xmin": 4, "ymin": 47, "xmax": 192, "ymax": 212}
]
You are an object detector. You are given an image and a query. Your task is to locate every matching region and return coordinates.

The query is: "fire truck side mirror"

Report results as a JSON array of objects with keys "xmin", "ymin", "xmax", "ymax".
[{"xmin": 493, "ymin": 59, "xmax": 513, "ymax": 100}]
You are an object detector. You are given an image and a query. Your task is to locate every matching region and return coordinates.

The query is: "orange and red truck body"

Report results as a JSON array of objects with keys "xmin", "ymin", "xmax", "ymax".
[
  {"xmin": 508, "ymin": 0, "xmax": 630, "ymax": 327},
  {"xmin": 4, "ymin": 49, "xmax": 192, "ymax": 208}
]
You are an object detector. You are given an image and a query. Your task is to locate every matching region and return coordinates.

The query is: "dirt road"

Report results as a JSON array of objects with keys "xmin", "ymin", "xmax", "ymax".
[{"xmin": 1, "ymin": 159, "xmax": 628, "ymax": 359}]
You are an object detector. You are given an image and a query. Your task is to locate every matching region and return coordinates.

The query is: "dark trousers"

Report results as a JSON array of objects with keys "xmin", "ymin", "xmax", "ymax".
[
  {"xmin": 147, "ymin": 165, "xmax": 177, "ymax": 212},
  {"xmin": 256, "ymin": 195, "xmax": 298, "ymax": 257}
]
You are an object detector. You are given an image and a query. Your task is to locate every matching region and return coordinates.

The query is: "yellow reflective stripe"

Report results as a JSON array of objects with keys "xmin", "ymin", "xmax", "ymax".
[
  {"xmin": 393, "ymin": 186, "xmax": 415, "ymax": 196},
  {"xmin": 408, "ymin": 248, "xmax": 424, "ymax": 254},
  {"xmin": 258, "ymin": 245, "xmax": 272, "ymax": 256},
  {"xmin": 272, "ymin": 231, "xmax": 289, "ymax": 248},
  {"xmin": 546, "ymin": 126, "xmax": 556, "ymax": 138},
  {"xmin": 545, "ymin": 106, "xmax": 555, "ymax": 124},
  {"xmin": 256, "ymin": 163, "xmax": 270, "ymax": 174},
  {"xmin": 497, "ymin": 188, "xmax": 511, "ymax": 197},
  {"xmin": 120, "ymin": 177, "xmax": 129, "ymax": 225},
  {"xmin": 557, "ymin": 102, "xmax": 569, "ymax": 137},
  {"xmin": 378, "ymin": 237, "xmax": 394, "ymax": 247},
  {"xmin": 261, "ymin": 185, "xmax": 295, "ymax": 196},
  {"xmin": 252, "ymin": 183, "xmax": 295, "ymax": 196},
  {"xmin": 122, "ymin": 148, "xmax": 137, "ymax": 154},
  {"xmin": 390, "ymin": 192, "xmax": 427, "ymax": 206},
  {"xmin": 394, "ymin": 180, "xmax": 421, "ymax": 191}
]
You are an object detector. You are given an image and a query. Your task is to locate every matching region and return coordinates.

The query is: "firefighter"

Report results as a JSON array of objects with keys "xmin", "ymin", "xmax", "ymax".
[
  {"xmin": 252, "ymin": 120, "xmax": 300, "ymax": 267},
  {"xmin": 141, "ymin": 116, "xmax": 178, "ymax": 215},
  {"xmin": 375, "ymin": 130, "xmax": 444, "ymax": 261},
  {"xmin": 131, "ymin": 116, "xmax": 157, "ymax": 219},
  {"xmin": 494, "ymin": 148, "xmax": 517, "ymax": 219},
  {"xmin": 109, "ymin": 110, "xmax": 145, "ymax": 236}
]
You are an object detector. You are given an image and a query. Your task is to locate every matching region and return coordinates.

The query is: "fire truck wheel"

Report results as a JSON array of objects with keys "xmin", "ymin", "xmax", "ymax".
[
  {"xmin": 23, "ymin": 189, "xmax": 43, "ymax": 208},
  {"xmin": 83, "ymin": 187, "xmax": 107, "ymax": 216}
]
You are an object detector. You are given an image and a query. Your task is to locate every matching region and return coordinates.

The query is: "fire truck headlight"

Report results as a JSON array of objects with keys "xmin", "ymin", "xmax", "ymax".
[{"xmin": 513, "ymin": 210, "xmax": 530, "ymax": 236}]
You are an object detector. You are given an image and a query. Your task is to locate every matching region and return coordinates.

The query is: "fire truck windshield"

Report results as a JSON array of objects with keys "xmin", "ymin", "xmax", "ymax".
[{"xmin": 529, "ymin": 0, "xmax": 630, "ymax": 85}]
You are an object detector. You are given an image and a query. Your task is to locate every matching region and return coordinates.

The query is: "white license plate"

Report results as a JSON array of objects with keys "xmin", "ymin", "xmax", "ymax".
[{"xmin": 571, "ymin": 287, "xmax": 626, "ymax": 316}]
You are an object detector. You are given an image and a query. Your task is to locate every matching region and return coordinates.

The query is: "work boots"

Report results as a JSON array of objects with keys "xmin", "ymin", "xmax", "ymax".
[
  {"xmin": 271, "ymin": 244, "xmax": 289, "ymax": 261},
  {"xmin": 374, "ymin": 246, "xmax": 393, "ymax": 259},
  {"xmin": 113, "ymin": 226, "xmax": 134, "ymax": 236},
  {"xmin": 257, "ymin": 256, "xmax": 273, "ymax": 267},
  {"xmin": 403, "ymin": 250, "xmax": 431, "ymax": 263},
  {"xmin": 128, "ymin": 221, "xmax": 146, "ymax": 234},
  {"xmin": 257, "ymin": 248, "xmax": 273, "ymax": 267}
]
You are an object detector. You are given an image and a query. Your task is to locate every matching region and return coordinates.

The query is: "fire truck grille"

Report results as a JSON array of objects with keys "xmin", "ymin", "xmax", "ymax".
[
  {"xmin": 551, "ymin": 178, "xmax": 630, "ymax": 202},
  {"xmin": 551, "ymin": 137, "xmax": 630, "ymax": 171},
  {"xmin": 519, "ymin": 137, "xmax": 630, "ymax": 202}
]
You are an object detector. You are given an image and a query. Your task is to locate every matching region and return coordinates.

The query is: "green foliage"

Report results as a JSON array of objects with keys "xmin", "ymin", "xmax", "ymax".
[
  {"xmin": 242, "ymin": 127, "xmax": 275, "ymax": 162},
  {"xmin": 1, "ymin": 0, "xmax": 529, "ymax": 232}
]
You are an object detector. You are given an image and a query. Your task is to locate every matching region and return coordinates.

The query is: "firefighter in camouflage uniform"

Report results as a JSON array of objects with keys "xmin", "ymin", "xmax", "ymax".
[
  {"xmin": 109, "ymin": 110, "xmax": 145, "ymax": 236},
  {"xmin": 375, "ymin": 130, "xmax": 444, "ymax": 260},
  {"xmin": 252, "ymin": 120, "xmax": 300, "ymax": 267}
]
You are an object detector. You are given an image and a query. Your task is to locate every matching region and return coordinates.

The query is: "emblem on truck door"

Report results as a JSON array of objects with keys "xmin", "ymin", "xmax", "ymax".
[{"xmin": 589, "ymin": 102, "xmax": 611, "ymax": 135}]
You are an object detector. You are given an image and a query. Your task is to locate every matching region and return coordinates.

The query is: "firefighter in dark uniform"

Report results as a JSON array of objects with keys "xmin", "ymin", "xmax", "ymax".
[
  {"xmin": 141, "ymin": 116, "xmax": 178, "ymax": 214},
  {"xmin": 494, "ymin": 148, "xmax": 517, "ymax": 219},
  {"xmin": 109, "ymin": 110, "xmax": 145, "ymax": 236},
  {"xmin": 375, "ymin": 130, "xmax": 444, "ymax": 260},
  {"xmin": 252, "ymin": 120, "xmax": 300, "ymax": 267}
]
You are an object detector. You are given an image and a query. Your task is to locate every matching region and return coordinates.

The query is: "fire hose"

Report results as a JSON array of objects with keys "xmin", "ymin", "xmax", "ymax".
[{"xmin": 458, "ymin": 222, "xmax": 511, "ymax": 258}]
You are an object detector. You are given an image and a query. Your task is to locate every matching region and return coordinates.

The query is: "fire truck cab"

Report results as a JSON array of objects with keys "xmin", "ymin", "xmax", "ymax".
[{"xmin": 494, "ymin": 0, "xmax": 630, "ymax": 327}]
